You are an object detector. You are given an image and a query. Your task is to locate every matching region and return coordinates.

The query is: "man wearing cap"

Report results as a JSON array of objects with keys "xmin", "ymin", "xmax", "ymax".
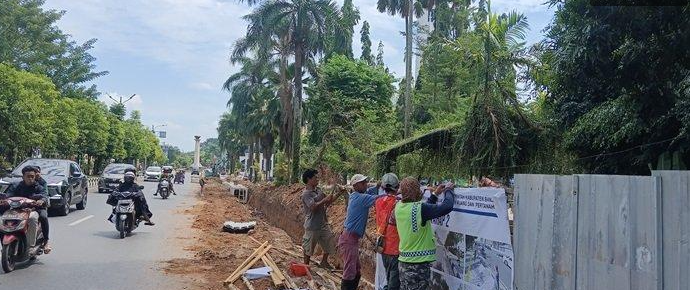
[
  {"xmin": 374, "ymin": 173, "xmax": 401, "ymax": 290},
  {"xmin": 339, "ymin": 174, "xmax": 385, "ymax": 290}
]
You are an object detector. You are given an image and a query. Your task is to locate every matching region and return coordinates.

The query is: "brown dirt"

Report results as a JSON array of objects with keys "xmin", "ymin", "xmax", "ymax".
[
  {"xmin": 244, "ymin": 181, "xmax": 380, "ymax": 284},
  {"xmin": 162, "ymin": 179, "xmax": 364, "ymax": 290}
]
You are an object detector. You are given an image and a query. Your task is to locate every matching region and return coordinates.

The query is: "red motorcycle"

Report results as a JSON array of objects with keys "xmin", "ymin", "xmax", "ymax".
[{"xmin": 0, "ymin": 196, "xmax": 46, "ymax": 273}]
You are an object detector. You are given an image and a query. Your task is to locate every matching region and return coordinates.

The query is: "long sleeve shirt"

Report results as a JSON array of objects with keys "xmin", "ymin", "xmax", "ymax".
[
  {"xmin": 420, "ymin": 189, "xmax": 454, "ymax": 224},
  {"xmin": 6, "ymin": 181, "xmax": 48, "ymax": 204},
  {"xmin": 343, "ymin": 188, "xmax": 385, "ymax": 237}
]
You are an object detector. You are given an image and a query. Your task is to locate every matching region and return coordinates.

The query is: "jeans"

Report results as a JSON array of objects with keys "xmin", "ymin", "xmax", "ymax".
[
  {"xmin": 38, "ymin": 209, "xmax": 49, "ymax": 240},
  {"xmin": 382, "ymin": 254, "xmax": 400, "ymax": 290}
]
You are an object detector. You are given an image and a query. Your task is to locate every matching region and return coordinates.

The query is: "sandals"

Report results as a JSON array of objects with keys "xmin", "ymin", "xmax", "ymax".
[{"xmin": 43, "ymin": 244, "xmax": 52, "ymax": 254}]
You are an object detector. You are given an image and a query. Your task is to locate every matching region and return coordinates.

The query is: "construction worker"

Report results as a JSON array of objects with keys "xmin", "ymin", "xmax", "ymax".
[
  {"xmin": 374, "ymin": 173, "xmax": 401, "ymax": 290},
  {"xmin": 339, "ymin": 174, "xmax": 385, "ymax": 290},
  {"xmin": 300, "ymin": 168, "xmax": 340, "ymax": 269},
  {"xmin": 394, "ymin": 177, "xmax": 454, "ymax": 290}
]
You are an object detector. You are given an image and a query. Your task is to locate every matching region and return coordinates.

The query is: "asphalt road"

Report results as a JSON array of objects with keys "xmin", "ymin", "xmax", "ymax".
[{"xmin": 0, "ymin": 176, "xmax": 198, "ymax": 290}]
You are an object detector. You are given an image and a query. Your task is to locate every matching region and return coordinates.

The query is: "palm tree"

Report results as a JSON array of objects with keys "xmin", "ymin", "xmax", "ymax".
[
  {"xmin": 238, "ymin": 0, "xmax": 337, "ymax": 182},
  {"xmin": 223, "ymin": 55, "xmax": 275, "ymax": 180},
  {"xmin": 455, "ymin": 4, "xmax": 531, "ymax": 175},
  {"xmin": 217, "ymin": 113, "xmax": 245, "ymax": 174},
  {"xmin": 377, "ymin": 0, "xmax": 424, "ymax": 138},
  {"xmin": 232, "ymin": 11, "xmax": 294, "ymax": 163}
]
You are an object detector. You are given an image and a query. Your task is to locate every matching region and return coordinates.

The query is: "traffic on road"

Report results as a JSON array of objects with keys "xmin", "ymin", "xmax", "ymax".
[{"xmin": 0, "ymin": 161, "xmax": 196, "ymax": 290}]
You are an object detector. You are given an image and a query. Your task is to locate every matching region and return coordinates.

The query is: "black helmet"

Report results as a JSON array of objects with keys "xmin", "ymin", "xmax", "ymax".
[{"xmin": 124, "ymin": 171, "xmax": 136, "ymax": 183}]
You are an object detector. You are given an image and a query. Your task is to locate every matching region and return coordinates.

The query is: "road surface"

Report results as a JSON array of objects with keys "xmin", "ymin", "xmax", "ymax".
[{"xmin": 0, "ymin": 176, "xmax": 198, "ymax": 290}]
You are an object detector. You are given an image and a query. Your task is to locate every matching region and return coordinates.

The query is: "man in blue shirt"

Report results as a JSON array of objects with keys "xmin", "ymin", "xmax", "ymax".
[{"xmin": 338, "ymin": 174, "xmax": 385, "ymax": 290}]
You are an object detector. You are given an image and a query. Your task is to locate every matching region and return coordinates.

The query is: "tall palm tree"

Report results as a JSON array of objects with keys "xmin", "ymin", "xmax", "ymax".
[
  {"xmin": 239, "ymin": 0, "xmax": 337, "ymax": 182},
  {"xmin": 223, "ymin": 55, "xmax": 275, "ymax": 180},
  {"xmin": 232, "ymin": 11, "xmax": 294, "ymax": 162},
  {"xmin": 377, "ymin": 0, "xmax": 424, "ymax": 138}
]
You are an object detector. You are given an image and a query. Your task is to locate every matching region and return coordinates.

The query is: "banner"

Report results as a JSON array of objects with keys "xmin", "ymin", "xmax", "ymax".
[{"xmin": 375, "ymin": 187, "xmax": 514, "ymax": 290}]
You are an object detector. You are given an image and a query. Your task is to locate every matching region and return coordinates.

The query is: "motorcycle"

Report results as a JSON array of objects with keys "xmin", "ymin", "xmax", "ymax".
[
  {"xmin": 158, "ymin": 179, "xmax": 171, "ymax": 199},
  {"xmin": 0, "ymin": 195, "xmax": 46, "ymax": 272},
  {"xmin": 107, "ymin": 190, "xmax": 142, "ymax": 239}
]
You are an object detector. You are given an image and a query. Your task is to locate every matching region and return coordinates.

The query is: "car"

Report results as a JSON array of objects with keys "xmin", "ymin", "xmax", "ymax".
[
  {"xmin": 0, "ymin": 158, "xmax": 87, "ymax": 216},
  {"xmin": 144, "ymin": 166, "xmax": 162, "ymax": 181},
  {"xmin": 98, "ymin": 163, "xmax": 136, "ymax": 193}
]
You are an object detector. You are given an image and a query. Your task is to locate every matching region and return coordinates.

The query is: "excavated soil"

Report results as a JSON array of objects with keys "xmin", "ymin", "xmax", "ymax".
[
  {"xmin": 244, "ymin": 181, "xmax": 380, "ymax": 283},
  {"xmin": 162, "ymin": 179, "xmax": 374, "ymax": 290}
]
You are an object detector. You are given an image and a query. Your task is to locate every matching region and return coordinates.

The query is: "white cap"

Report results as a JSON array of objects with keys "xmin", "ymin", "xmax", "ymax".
[{"xmin": 349, "ymin": 174, "xmax": 368, "ymax": 185}]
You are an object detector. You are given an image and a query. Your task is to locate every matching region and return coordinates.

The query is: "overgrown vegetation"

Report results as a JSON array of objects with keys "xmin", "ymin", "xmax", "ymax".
[{"xmin": 165, "ymin": 1, "xmax": 690, "ymax": 180}]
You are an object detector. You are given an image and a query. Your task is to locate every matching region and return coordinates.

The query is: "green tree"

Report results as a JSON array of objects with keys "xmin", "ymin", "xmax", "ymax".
[
  {"xmin": 377, "ymin": 0, "xmax": 424, "ymax": 138},
  {"xmin": 305, "ymin": 55, "xmax": 395, "ymax": 173},
  {"xmin": 360, "ymin": 21, "xmax": 373, "ymax": 64},
  {"xmin": 240, "ymin": 0, "xmax": 337, "ymax": 182},
  {"xmin": 376, "ymin": 41, "xmax": 385, "ymax": 67},
  {"xmin": 0, "ymin": 64, "xmax": 57, "ymax": 164},
  {"xmin": 544, "ymin": 0, "xmax": 690, "ymax": 173},
  {"xmin": 0, "ymin": 0, "xmax": 107, "ymax": 99}
]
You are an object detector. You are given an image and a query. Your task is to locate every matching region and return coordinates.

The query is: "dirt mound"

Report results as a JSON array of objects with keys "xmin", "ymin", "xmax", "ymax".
[
  {"xmin": 244, "ymin": 181, "xmax": 380, "ymax": 282},
  {"xmin": 163, "ymin": 180, "xmax": 327, "ymax": 290}
]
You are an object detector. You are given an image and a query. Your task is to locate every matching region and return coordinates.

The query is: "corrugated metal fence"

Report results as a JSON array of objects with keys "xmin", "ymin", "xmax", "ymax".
[{"xmin": 514, "ymin": 172, "xmax": 689, "ymax": 290}]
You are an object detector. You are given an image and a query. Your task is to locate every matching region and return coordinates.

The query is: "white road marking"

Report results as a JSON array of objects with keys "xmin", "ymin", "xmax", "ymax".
[{"xmin": 69, "ymin": 215, "xmax": 94, "ymax": 226}]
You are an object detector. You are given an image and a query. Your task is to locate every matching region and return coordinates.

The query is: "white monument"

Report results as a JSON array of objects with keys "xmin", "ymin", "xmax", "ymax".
[{"xmin": 193, "ymin": 135, "xmax": 201, "ymax": 171}]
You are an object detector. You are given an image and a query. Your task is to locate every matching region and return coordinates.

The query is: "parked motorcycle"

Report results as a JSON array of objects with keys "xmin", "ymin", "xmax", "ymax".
[
  {"xmin": 158, "ymin": 179, "xmax": 171, "ymax": 199},
  {"xmin": 108, "ymin": 190, "xmax": 142, "ymax": 239},
  {"xmin": 0, "ymin": 195, "xmax": 46, "ymax": 272}
]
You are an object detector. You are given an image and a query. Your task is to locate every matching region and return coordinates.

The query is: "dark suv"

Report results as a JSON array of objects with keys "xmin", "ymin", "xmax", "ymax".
[
  {"xmin": 0, "ymin": 158, "xmax": 88, "ymax": 216},
  {"xmin": 98, "ymin": 163, "xmax": 136, "ymax": 193}
]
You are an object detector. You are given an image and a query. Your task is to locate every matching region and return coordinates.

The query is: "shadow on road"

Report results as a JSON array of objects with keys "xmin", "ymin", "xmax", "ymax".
[
  {"xmin": 0, "ymin": 259, "xmax": 46, "ymax": 276},
  {"xmin": 92, "ymin": 231, "xmax": 150, "ymax": 240}
]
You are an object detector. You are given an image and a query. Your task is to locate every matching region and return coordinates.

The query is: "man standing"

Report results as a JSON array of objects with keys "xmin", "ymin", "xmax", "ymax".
[
  {"xmin": 339, "ymin": 174, "xmax": 385, "ymax": 290},
  {"xmin": 374, "ymin": 173, "xmax": 401, "ymax": 290},
  {"xmin": 395, "ymin": 177, "xmax": 454, "ymax": 290},
  {"xmin": 5, "ymin": 166, "xmax": 51, "ymax": 253},
  {"xmin": 301, "ymin": 169, "xmax": 338, "ymax": 269}
]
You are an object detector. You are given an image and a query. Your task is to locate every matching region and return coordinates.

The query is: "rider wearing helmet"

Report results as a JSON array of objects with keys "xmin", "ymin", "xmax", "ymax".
[{"xmin": 116, "ymin": 170, "xmax": 155, "ymax": 226}]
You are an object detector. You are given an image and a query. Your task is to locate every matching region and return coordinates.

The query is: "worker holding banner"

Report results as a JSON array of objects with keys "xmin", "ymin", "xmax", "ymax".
[{"xmin": 394, "ymin": 177, "xmax": 454, "ymax": 290}]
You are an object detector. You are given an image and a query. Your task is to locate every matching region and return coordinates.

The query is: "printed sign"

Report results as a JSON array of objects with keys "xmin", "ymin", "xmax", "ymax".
[{"xmin": 376, "ymin": 187, "xmax": 514, "ymax": 290}]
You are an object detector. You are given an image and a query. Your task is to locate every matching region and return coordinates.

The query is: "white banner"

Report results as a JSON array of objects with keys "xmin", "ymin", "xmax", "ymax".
[{"xmin": 376, "ymin": 187, "xmax": 514, "ymax": 290}]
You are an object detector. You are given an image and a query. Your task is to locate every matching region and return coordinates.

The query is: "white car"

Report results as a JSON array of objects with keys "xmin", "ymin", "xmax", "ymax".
[{"xmin": 144, "ymin": 166, "xmax": 162, "ymax": 181}]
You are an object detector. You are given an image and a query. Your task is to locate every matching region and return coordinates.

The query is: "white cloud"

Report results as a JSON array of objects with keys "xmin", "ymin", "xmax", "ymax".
[{"xmin": 190, "ymin": 82, "xmax": 217, "ymax": 91}]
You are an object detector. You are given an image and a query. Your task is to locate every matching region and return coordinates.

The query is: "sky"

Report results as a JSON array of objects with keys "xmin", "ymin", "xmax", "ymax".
[{"xmin": 43, "ymin": 0, "xmax": 554, "ymax": 151}]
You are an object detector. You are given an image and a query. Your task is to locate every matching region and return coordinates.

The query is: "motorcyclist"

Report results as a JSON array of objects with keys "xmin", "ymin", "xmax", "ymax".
[
  {"xmin": 154, "ymin": 167, "xmax": 175, "ymax": 196},
  {"xmin": 3, "ymin": 166, "xmax": 51, "ymax": 253},
  {"xmin": 114, "ymin": 171, "xmax": 155, "ymax": 226}
]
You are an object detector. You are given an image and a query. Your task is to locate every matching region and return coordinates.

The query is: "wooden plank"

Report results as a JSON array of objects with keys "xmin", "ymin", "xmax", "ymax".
[
  {"xmin": 224, "ymin": 245, "xmax": 273, "ymax": 285},
  {"xmin": 225, "ymin": 241, "xmax": 268, "ymax": 284},
  {"xmin": 241, "ymin": 276, "xmax": 255, "ymax": 290},
  {"xmin": 227, "ymin": 283, "xmax": 241, "ymax": 290},
  {"xmin": 260, "ymin": 255, "xmax": 284, "ymax": 287}
]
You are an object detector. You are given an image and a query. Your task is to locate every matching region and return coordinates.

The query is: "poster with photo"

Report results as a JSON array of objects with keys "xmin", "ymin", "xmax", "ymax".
[{"xmin": 376, "ymin": 187, "xmax": 513, "ymax": 290}]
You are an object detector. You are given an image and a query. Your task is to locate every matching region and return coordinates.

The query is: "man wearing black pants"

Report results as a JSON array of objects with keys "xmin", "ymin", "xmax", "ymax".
[{"xmin": 5, "ymin": 166, "xmax": 51, "ymax": 253}]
